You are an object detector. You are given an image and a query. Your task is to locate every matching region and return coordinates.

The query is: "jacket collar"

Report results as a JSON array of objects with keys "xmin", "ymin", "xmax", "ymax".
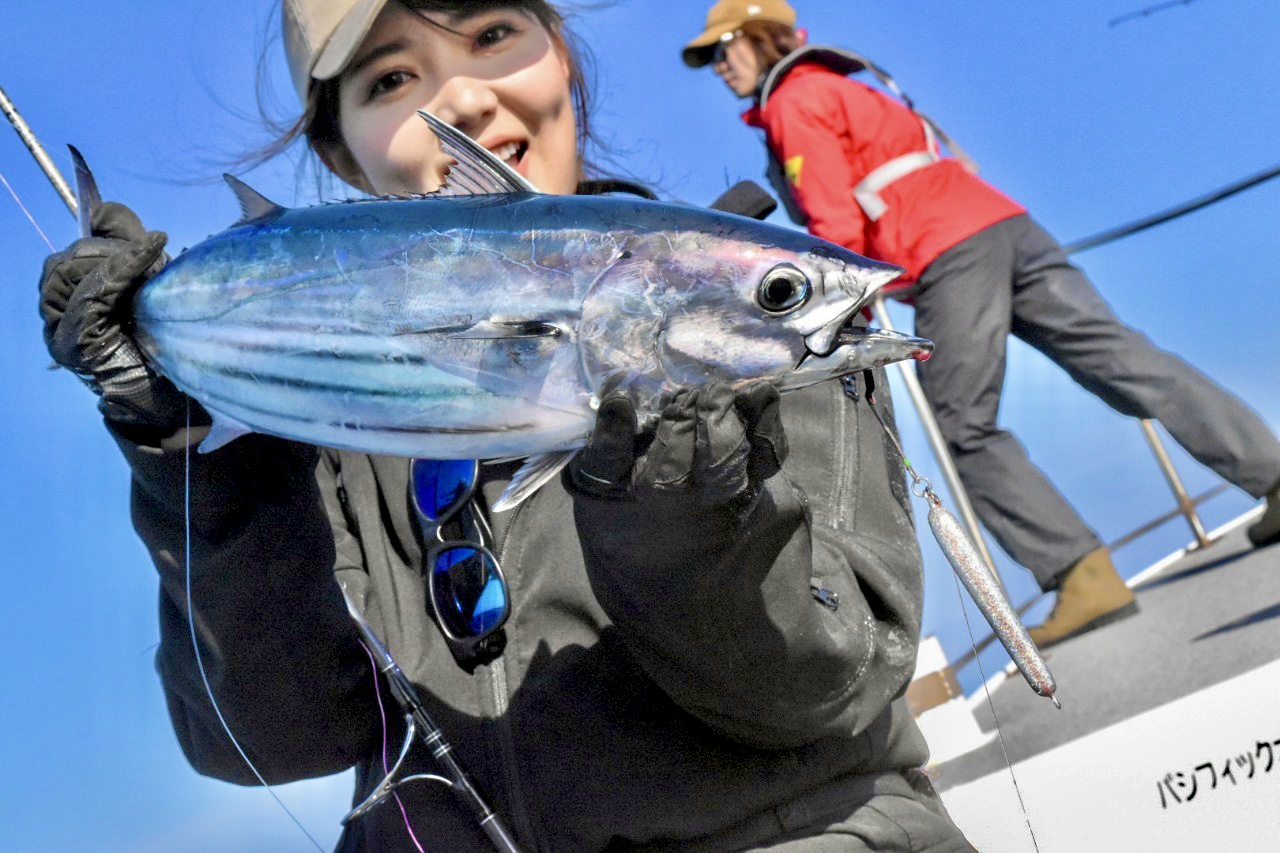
[
  {"xmin": 741, "ymin": 64, "xmax": 829, "ymax": 127},
  {"xmin": 759, "ymin": 45, "xmax": 870, "ymax": 107},
  {"xmin": 741, "ymin": 44, "xmax": 873, "ymax": 127}
]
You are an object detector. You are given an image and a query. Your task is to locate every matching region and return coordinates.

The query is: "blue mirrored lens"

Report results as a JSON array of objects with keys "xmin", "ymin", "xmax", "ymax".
[
  {"xmin": 412, "ymin": 459, "xmax": 477, "ymax": 523},
  {"xmin": 432, "ymin": 546, "xmax": 507, "ymax": 637}
]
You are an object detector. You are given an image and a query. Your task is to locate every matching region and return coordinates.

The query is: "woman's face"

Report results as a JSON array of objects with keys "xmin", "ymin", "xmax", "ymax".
[
  {"xmin": 713, "ymin": 34, "xmax": 763, "ymax": 98},
  {"xmin": 335, "ymin": 3, "xmax": 579, "ymax": 195}
]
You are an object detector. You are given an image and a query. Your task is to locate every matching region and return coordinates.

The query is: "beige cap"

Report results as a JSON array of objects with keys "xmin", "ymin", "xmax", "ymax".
[
  {"xmin": 282, "ymin": 0, "xmax": 391, "ymax": 102},
  {"xmin": 681, "ymin": 0, "xmax": 797, "ymax": 68}
]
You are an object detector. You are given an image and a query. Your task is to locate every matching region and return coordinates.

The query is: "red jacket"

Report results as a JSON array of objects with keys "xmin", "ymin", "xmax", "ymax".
[{"xmin": 744, "ymin": 60, "xmax": 1025, "ymax": 284}]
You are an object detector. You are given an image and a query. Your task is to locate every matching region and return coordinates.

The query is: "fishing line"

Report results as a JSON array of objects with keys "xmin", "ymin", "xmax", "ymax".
[
  {"xmin": 0, "ymin": 169, "xmax": 56, "ymax": 251},
  {"xmin": 363, "ymin": 640, "xmax": 426, "ymax": 852},
  {"xmin": 858, "ymin": 380, "xmax": 1043, "ymax": 851},
  {"xmin": 948, "ymin": 570, "xmax": 1042, "ymax": 853},
  {"xmin": 184, "ymin": 401, "xmax": 327, "ymax": 852}
]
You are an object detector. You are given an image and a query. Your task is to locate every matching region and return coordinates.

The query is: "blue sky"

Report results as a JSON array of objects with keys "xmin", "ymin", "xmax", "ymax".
[{"xmin": 2, "ymin": 1, "xmax": 1278, "ymax": 849}]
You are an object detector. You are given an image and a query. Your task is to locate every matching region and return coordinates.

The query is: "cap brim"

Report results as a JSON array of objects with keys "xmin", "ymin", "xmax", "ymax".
[
  {"xmin": 312, "ymin": 0, "xmax": 389, "ymax": 82},
  {"xmin": 682, "ymin": 45, "xmax": 718, "ymax": 68},
  {"xmin": 681, "ymin": 24, "xmax": 733, "ymax": 69}
]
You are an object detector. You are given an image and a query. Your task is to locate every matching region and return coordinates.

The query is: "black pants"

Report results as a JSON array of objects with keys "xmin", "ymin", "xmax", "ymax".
[{"xmin": 913, "ymin": 214, "xmax": 1280, "ymax": 590}]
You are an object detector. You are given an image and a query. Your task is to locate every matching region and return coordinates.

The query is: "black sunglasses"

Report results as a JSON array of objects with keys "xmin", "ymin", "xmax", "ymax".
[
  {"xmin": 410, "ymin": 459, "xmax": 510, "ymax": 665},
  {"xmin": 711, "ymin": 29, "xmax": 744, "ymax": 65}
]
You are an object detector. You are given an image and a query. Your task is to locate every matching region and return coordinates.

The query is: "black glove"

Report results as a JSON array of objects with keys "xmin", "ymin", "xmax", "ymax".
[
  {"xmin": 568, "ymin": 381, "xmax": 788, "ymax": 511},
  {"xmin": 39, "ymin": 202, "xmax": 187, "ymax": 430}
]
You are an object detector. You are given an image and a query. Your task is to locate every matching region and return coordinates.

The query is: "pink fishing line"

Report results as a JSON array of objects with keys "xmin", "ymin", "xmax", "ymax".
[{"xmin": 361, "ymin": 641, "xmax": 426, "ymax": 853}]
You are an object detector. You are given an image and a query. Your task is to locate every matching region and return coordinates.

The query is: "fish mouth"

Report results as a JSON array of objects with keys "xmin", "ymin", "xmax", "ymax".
[
  {"xmin": 786, "ymin": 327, "xmax": 933, "ymax": 390},
  {"xmin": 802, "ymin": 264, "xmax": 904, "ymax": 355}
]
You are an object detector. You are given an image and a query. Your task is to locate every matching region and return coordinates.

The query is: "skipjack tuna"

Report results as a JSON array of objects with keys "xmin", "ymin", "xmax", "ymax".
[{"xmin": 76, "ymin": 112, "xmax": 933, "ymax": 509}]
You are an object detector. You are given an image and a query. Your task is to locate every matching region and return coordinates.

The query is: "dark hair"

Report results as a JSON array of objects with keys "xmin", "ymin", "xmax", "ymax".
[
  {"xmin": 258, "ymin": 0, "xmax": 598, "ymax": 194},
  {"xmin": 739, "ymin": 20, "xmax": 803, "ymax": 72}
]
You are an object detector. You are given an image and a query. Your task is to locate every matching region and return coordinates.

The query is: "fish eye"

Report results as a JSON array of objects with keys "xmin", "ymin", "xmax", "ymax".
[{"xmin": 757, "ymin": 263, "xmax": 811, "ymax": 314}]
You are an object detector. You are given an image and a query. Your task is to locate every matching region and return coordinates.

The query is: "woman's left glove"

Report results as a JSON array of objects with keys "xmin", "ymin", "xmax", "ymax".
[
  {"xmin": 568, "ymin": 381, "xmax": 788, "ymax": 512},
  {"xmin": 39, "ymin": 202, "xmax": 187, "ymax": 430}
]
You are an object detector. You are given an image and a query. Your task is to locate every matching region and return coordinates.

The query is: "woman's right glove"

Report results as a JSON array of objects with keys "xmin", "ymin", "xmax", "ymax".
[
  {"xmin": 39, "ymin": 202, "xmax": 187, "ymax": 430},
  {"xmin": 568, "ymin": 381, "xmax": 788, "ymax": 513}
]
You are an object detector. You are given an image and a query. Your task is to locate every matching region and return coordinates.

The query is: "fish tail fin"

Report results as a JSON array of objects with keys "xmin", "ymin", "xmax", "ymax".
[{"xmin": 67, "ymin": 144, "xmax": 102, "ymax": 239}]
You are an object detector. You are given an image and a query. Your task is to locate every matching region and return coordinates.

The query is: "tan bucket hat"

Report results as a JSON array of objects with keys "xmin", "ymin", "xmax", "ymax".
[
  {"xmin": 681, "ymin": 0, "xmax": 797, "ymax": 68},
  {"xmin": 282, "ymin": 0, "xmax": 392, "ymax": 102}
]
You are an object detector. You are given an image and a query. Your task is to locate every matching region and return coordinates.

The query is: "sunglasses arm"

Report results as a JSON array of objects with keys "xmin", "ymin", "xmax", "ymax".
[{"xmin": 341, "ymin": 588, "xmax": 524, "ymax": 853}]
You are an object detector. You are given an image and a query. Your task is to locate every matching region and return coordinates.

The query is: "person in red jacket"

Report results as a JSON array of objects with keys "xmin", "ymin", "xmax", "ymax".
[{"xmin": 682, "ymin": 0, "xmax": 1280, "ymax": 649}]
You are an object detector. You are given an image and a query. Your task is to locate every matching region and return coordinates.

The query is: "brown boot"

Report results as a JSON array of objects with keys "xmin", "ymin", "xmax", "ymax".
[{"xmin": 1028, "ymin": 547, "xmax": 1138, "ymax": 650}]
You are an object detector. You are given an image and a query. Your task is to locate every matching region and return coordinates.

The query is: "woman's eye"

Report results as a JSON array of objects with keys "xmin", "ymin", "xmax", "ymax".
[
  {"xmin": 474, "ymin": 22, "xmax": 517, "ymax": 50},
  {"xmin": 368, "ymin": 70, "xmax": 411, "ymax": 100}
]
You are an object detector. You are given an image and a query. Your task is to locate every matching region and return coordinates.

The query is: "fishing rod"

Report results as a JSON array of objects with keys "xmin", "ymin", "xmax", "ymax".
[
  {"xmin": 0, "ymin": 83, "xmax": 77, "ymax": 217},
  {"xmin": 342, "ymin": 591, "xmax": 522, "ymax": 852}
]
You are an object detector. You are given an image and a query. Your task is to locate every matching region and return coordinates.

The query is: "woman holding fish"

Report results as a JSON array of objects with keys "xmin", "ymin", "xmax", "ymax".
[{"xmin": 37, "ymin": 1, "xmax": 972, "ymax": 850}]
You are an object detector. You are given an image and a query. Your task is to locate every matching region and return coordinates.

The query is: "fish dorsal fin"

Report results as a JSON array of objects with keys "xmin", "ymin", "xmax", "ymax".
[
  {"xmin": 68, "ymin": 145, "xmax": 102, "ymax": 239},
  {"xmin": 416, "ymin": 109, "xmax": 541, "ymax": 196},
  {"xmin": 223, "ymin": 174, "xmax": 287, "ymax": 225},
  {"xmin": 492, "ymin": 450, "xmax": 579, "ymax": 512}
]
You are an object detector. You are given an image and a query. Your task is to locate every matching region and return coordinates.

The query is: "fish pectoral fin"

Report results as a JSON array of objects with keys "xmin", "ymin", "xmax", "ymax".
[
  {"xmin": 416, "ymin": 109, "xmax": 542, "ymax": 196},
  {"xmin": 447, "ymin": 319, "xmax": 563, "ymax": 340},
  {"xmin": 492, "ymin": 450, "xmax": 579, "ymax": 512},
  {"xmin": 224, "ymin": 175, "xmax": 288, "ymax": 225},
  {"xmin": 197, "ymin": 413, "xmax": 256, "ymax": 453}
]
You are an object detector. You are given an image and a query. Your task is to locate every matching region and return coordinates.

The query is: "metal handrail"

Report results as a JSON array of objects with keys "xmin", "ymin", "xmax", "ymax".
[{"xmin": 1138, "ymin": 419, "xmax": 1214, "ymax": 549}]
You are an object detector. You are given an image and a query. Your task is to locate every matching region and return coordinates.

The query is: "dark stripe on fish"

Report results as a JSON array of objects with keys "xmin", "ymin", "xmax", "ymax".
[{"xmin": 189, "ymin": 363, "xmax": 456, "ymax": 398}]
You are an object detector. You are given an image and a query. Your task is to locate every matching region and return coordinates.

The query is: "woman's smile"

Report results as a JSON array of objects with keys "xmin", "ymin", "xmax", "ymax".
[{"xmin": 335, "ymin": 3, "xmax": 578, "ymax": 195}]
